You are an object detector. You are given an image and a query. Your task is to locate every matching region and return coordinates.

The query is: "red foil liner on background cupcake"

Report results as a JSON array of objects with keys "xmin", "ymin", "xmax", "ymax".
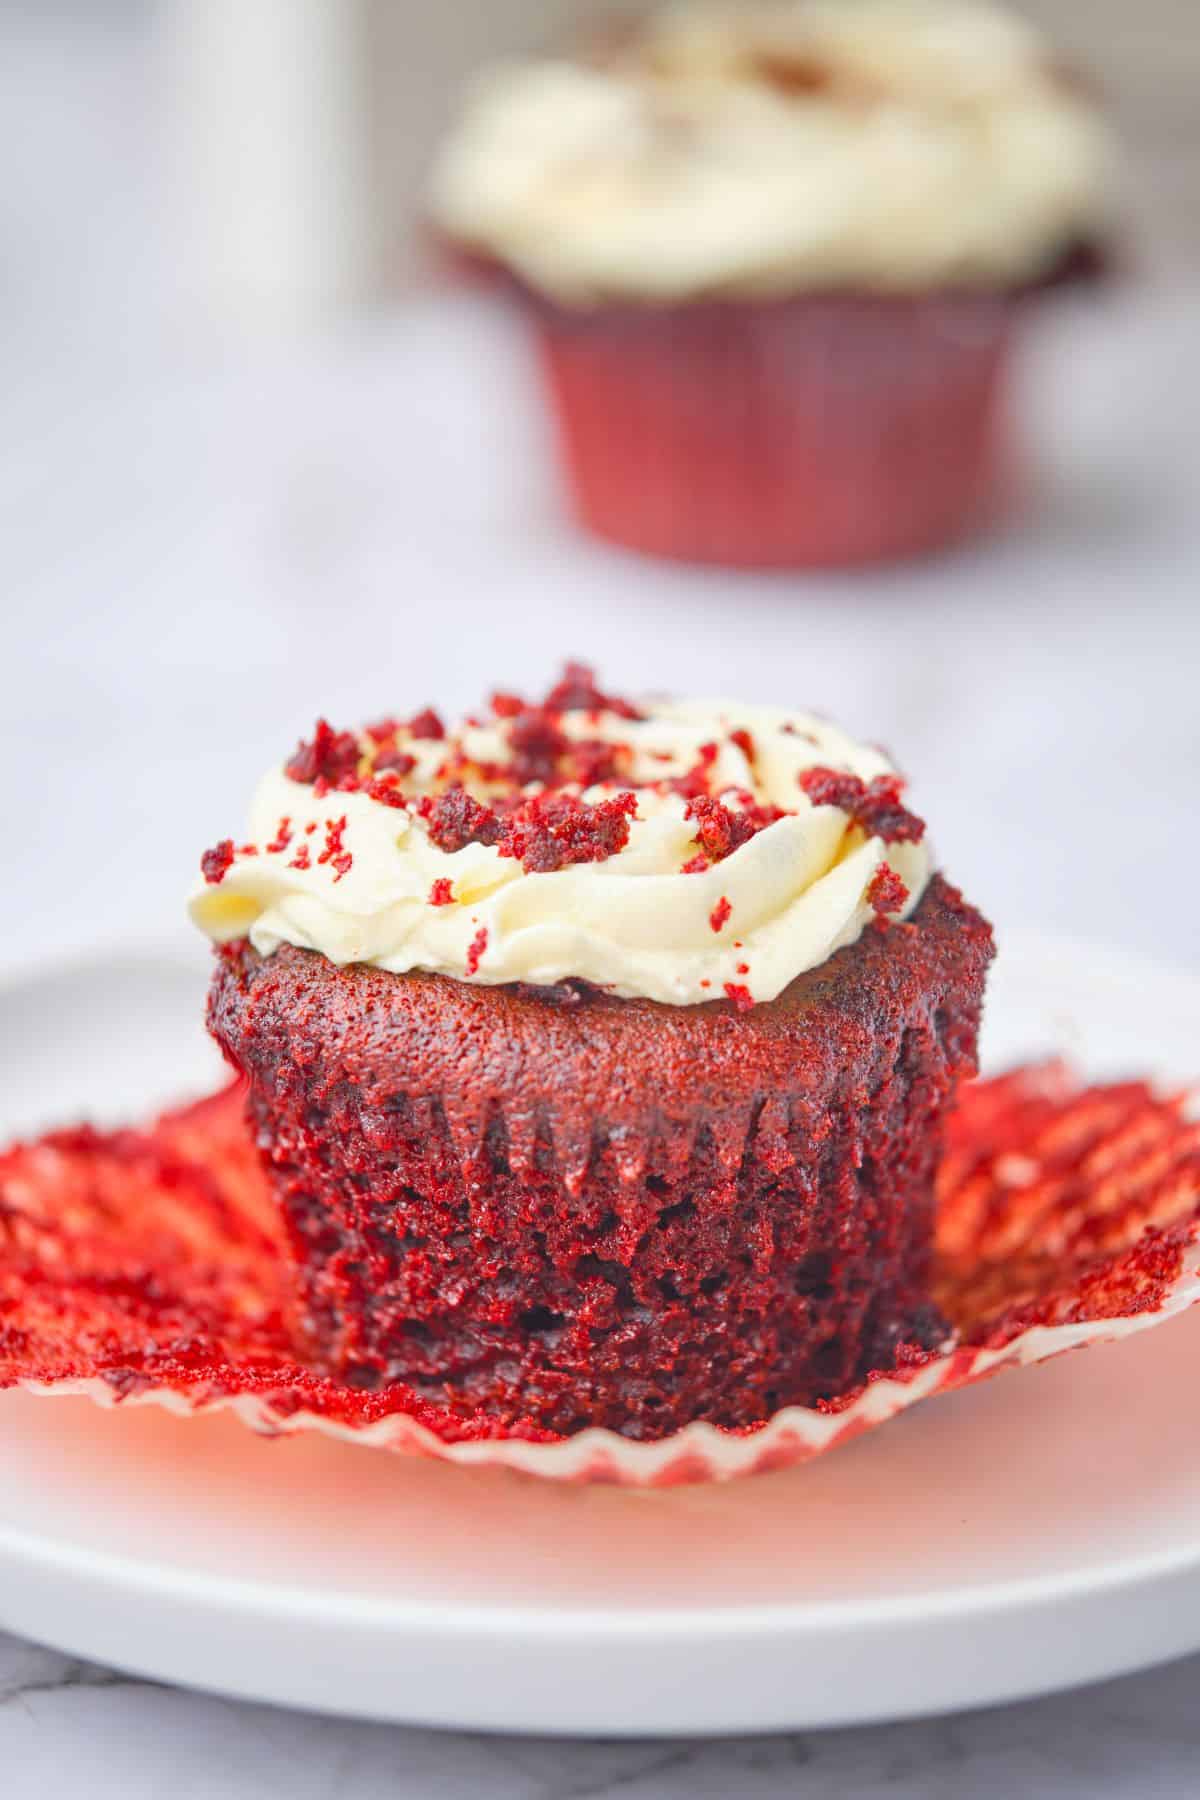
[
  {"xmin": 529, "ymin": 288, "xmax": 1013, "ymax": 567},
  {"xmin": 427, "ymin": 0, "xmax": 1114, "ymax": 568}
]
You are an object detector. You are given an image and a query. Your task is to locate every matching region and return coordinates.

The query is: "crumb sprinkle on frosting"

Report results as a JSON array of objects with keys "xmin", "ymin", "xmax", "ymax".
[{"xmin": 190, "ymin": 665, "xmax": 931, "ymax": 1007}]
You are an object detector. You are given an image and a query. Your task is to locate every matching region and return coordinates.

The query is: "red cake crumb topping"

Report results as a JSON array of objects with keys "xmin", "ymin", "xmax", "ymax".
[
  {"xmin": 568, "ymin": 738, "xmax": 624, "ymax": 788},
  {"xmin": 723, "ymin": 982, "xmax": 755, "ymax": 1012},
  {"xmin": 867, "ymin": 864, "xmax": 910, "ymax": 917},
  {"xmin": 361, "ymin": 770, "xmax": 408, "ymax": 813},
  {"xmin": 289, "ymin": 845, "xmax": 311, "ymax": 870},
  {"xmin": 684, "ymin": 795, "xmax": 751, "ymax": 860},
  {"xmin": 710, "ymin": 896, "xmax": 732, "ymax": 933},
  {"xmin": 265, "ymin": 818, "xmax": 293, "ymax": 855},
  {"xmin": 672, "ymin": 741, "xmax": 720, "ymax": 801},
  {"xmin": 490, "ymin": 704, "xmax": 632, "ymax": 792},
  {"xmin": 542, "ymin": 660, "xmax": 642, "ymax": 720},
  {"xmin": 428, "ymin": 878, "xmax": 454, "ymax": 907},
  {"xmin": 286, "ymin": 719, "xmax": 361, "ymax": 788},
  {"xmin": 798, "ymin": 767, "xmax": 926, "ymax": 844},
  {"xmin": 408, "ymin": 708, "xmax": 445, "ymax": 741},
  {"xmin": 415, "ymin": 786, "xmax": 643, "ymax": 873},
  {"xmin": 681, "ymin": 852, "xmax": 709, "ymax": 875},
  {"xmin": 372, "ymin": 746, "xmax": 417, "ymax": 776},
  {"xmin": 729, "ymin": 727, "xmax": 755, "ymax": 761},
  {"xmin": 508, "ymin": 709, "xmax": 569, "ymax": 785},
  {"xmin": 364, "ymin": 717, "xmax": 399, "ymax": 745},
  {"xmin": 200, "ymin": 840, "xmax": 236, "ymax": 885},
  {"xmin": 364, "ymin": 776, "xmax": 408, "ymax": 810},
  {"xmin": 465, "ymin": 926, "xmax": 488, "ymax": 975},
  {"xmin": 684, "ymin": 795, "xmax": 784, "ymax": 862},
  {"xmin": 498, "ymin": 791, "xmax": 639, "ymax": 874},
  {"xmin": 490, "ymin": 691, "xmax": 524, "ymax": 719},
  {"xmin": 426, "ymin": 788, "xmax": 503, "ymax": 853},
  {"xmin": 736, "ymin": 961, "xmax": 750, "ymax": 974},
  {"xmin": 316, "ymin": 817, "xmax": 352, "ymax": 882}
]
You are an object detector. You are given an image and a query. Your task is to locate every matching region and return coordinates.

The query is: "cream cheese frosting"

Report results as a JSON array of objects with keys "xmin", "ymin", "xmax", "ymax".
[
  {"xmin": 190, "ymin": 676, "xmax": 931, "ymax": 1008},
  {"xmin": 427, "ymin": 0, "xmax": 1112, "ymax": 303}
]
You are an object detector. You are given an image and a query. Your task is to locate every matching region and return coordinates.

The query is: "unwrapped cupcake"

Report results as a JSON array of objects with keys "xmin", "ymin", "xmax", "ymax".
[
  {"xmin": 428, "ymin": 0, "xmax": 1114, "ymax": 568},
  {"xmin": 191, "ymin": 666, "xmax": 994, "ymax": 1439}
]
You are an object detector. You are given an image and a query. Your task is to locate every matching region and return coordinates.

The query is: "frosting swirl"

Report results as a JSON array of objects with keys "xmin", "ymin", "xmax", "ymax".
[
  {"xmin": 428, "ymin": 0, "xmax": 1111, "ymax": 303},
  {"xmin": 190, "ymin": 675, "xmax": 931, "ymax": 1007}
]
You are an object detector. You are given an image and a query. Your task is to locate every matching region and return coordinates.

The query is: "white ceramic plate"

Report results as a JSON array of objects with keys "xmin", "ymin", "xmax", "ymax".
[{"xmin": 1, "ymin": 930, "xmax": 1199, "ymax": 1736}]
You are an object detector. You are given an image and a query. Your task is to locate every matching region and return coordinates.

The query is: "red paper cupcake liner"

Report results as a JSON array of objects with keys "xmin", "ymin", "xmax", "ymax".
[
  {"xmin": 3, "ymin": 1063, "xmax": 1198, "ymax": 1484},
  {"xmin": 527, "ymin": 290, "xmax": 1014, "ymax": 569}
]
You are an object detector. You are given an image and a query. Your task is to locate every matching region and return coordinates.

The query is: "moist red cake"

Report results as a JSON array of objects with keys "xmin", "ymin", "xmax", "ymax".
[{"xmin": 206, "ymin": 875, "xmax": 992, "ymax": 1438}]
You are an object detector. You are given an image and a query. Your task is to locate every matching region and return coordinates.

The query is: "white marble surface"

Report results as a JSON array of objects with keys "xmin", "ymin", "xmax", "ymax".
[{"xmin": 6, "ymin": 1628, "xmax": 1200, "ymax": 1797}]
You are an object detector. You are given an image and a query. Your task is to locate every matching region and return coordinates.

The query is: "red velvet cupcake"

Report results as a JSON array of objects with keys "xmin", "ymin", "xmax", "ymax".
[
  {"xmin": 428, "ymin": 0, "xmax": 1113, "ymax": 568},
  {"xmin": 191, "ymin": 667, "xmax": 993, "ymax": 1438}
]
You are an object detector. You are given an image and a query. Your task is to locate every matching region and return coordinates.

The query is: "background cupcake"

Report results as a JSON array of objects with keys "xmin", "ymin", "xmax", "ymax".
[
  {"xmin": 428, "ymin": 0, "xmax": 1114, "ymax": 568},
  {"xmin": 192, "ymin": 669, "xmax": 993, "ymax": 1438}
]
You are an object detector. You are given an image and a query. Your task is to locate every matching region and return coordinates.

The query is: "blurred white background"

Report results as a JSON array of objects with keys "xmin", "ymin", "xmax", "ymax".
[{"xmin": 0, "ymin": 0, "xmax": 1198, "ymax": 979}]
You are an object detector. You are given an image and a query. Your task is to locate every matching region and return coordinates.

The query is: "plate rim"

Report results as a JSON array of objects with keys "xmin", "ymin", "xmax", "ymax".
[{"xmin": 3, "ymin": 1419, "xmax": 1200, "ymax": 1640}]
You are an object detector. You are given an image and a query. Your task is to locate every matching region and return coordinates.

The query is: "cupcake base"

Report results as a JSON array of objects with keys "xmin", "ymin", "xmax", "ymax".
[
  {"xmin": 4, "ymin": 1059, "xmax": 1200, "ymax": 1485},
  {"xmin": 529, "ymin": 289, "xmax": 1014, "ymax": 569},
  {"xmin": 206, "ymin": 878, "xmax": 993, "ymax": 1439}
]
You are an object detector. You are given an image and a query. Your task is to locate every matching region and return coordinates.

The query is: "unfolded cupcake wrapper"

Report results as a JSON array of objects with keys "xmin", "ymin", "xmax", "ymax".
[
  {"xmin": 3, "ymin": 1065, "xmax": 1199, "ymax": 1485},
  {"xmin": 524, "ymin": 289, "xmax": 1016, "ymax": 569}
]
